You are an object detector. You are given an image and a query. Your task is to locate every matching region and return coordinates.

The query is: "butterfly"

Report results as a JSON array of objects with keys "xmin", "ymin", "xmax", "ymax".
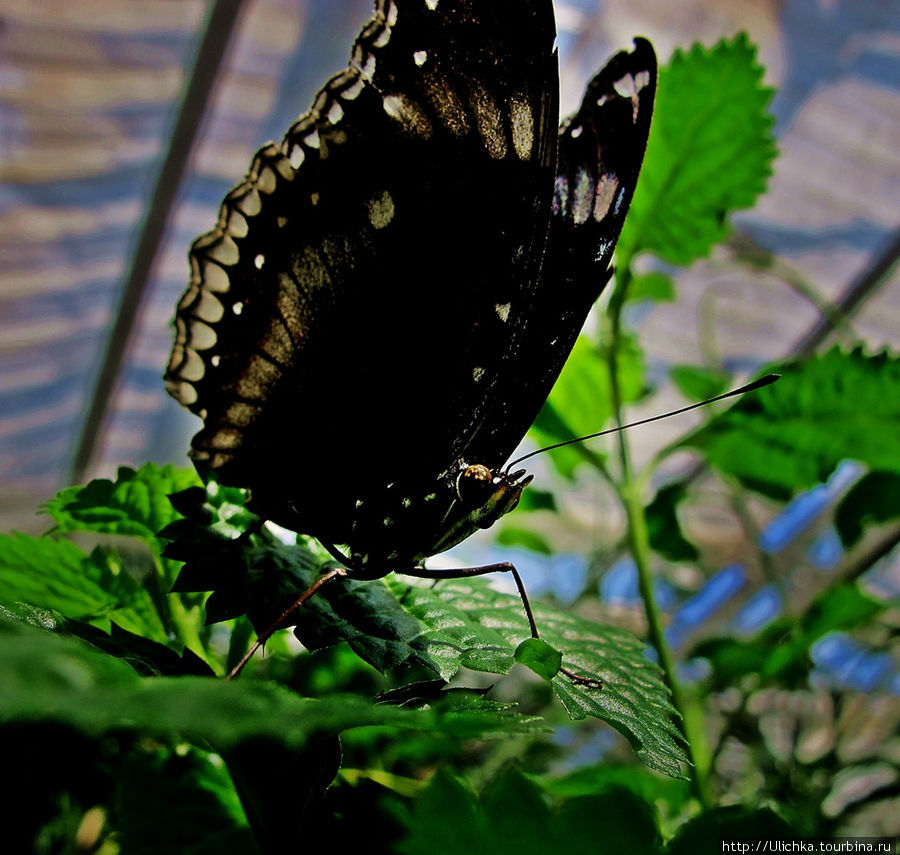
[{"xmin": 165, "ymin": 0, "xmax": 656, "ymax": 595}]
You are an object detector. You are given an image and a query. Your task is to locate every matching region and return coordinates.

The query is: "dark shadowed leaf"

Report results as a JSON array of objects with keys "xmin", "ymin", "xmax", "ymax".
[
  {"xmin": 834, "ymin": 470, "xmax": 900, "ymax": 547},
  {"xmin": 645, "ymin": 484, "xmax": 700, "ymax": 562}
]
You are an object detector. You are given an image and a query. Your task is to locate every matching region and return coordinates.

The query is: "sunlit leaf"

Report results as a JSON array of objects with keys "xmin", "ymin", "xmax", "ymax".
[
  {"xmin": 619, "ymin": 34, "xmax": 776, "ymax": 266},
  {"xmin": 389, "ymin": 577, "xmax": 687, "ymax": 777},
  {"xmin": 683, "ymin": 347, "xmax": 900, "ymax": 499},
  {"xmin": 0, "ymin": 534, "xmax": 168, "ymax": 642}
]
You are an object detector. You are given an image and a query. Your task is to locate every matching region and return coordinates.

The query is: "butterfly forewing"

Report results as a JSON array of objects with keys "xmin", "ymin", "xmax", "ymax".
[
  {"xmin": 166, "ymin": 1, "xmax": 656, "ymax": 577},
  {"xmin": 167, "ymin": 0, "xmax": 561, "ymax": 568}
]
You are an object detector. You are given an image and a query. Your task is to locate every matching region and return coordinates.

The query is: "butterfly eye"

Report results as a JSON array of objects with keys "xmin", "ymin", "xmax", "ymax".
[{"xmin": 455, "ymin": 463, "xmax": 495, "ymax": 506}]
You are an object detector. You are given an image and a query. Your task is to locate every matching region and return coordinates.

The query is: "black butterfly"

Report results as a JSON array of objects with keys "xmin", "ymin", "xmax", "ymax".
[{"xmin": 166, "ymin": 1, "xmax": 655, "ymax": 593}]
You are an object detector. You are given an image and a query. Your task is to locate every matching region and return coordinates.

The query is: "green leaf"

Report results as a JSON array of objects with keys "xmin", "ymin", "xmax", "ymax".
[
  {"xmin": 834, "ymin": 470, "xmax": 900, "ymax": 547},
  {"xmin": 397, "ymin": 769, "xmax": 483, "ymax": 855},
  {"xmin": 670, "ymin": 364, "xmax": 730, "ymax": 402},
  {"xmin": 645, "ymin": 484, "xmax": 700, "ymax": 563},
  {"xmin": 619, "ymin": 35, "xmax": 776, "ymax": 266},
  {"xmin": 682, "ymin": 347, "xmax": 900, "ymax": 499},
  {"xmin": 532, "ymin": 330, "xmax": 647, "ymax": 478},
  {"xmin": 515, "ymin": 488, "xmax": 557, "ymax": 513},
  {"xmin": 114, "ymin": 746, "xmax": 255, "ymax": 855},
  {"xmin": 399, "ymin": 769, "xmax": 663, "ymax": 855},
  {"xmin": 0, "ymin": 617, "xmax": 537, "ymax": 751},
  {"xmin": 43, "ymin": 463, "xmax": 199, "ymax": 542},
  {"xmin": 166, "ymin": 514, "xmax": 685, "ymax": 774},
  {"xmin": 390, "ymin": 577, "xmax": 687, "ymax": 777},
  {"xmin": 543, "ymin": 764, "xmax": 691, "ymax": 824},
  {"xmin": 514, "ymin": 638, "xmax": 562, "ymax": 681},
  {"xmin": 0, "ymin": 534, "xmax": 168, "ymax": 642},
  {"xmin": 665, "ymin": 806, "xmax": 793, "ymax": 854},
  {"xmin": 627, "ymin": 271, "xmax": 676, "ymax": 303},
  {"xmin": 496, "ymin": 526, "xmax": 553, "ymax": 555},
  {"xmin": 44, "ymin": 463, "xmax": 203, "ymax": 589}
]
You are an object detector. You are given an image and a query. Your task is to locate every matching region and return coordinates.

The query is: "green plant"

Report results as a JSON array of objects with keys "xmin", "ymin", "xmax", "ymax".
[{"xmin": 2, "ymin": 36, "xmax": 898, "ymax": 853}]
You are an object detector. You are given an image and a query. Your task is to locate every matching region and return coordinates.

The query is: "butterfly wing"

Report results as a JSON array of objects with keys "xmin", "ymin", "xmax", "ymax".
[
  {"xmin": 462, "ymin": 38, "xmax": 657, "ymax": 469},
  {"xmin": 165, "ymin": 0, "xmax": 560, "ymax": 560}
]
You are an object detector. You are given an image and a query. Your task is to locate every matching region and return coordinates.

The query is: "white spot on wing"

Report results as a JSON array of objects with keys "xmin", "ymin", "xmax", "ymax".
[
  {"xmin": 232, "ymin": 301, "xmax": 244, "ymax": 315},
  {"xmin": 509, "ymin": 94, "xmax": 533, "ymax": 160},
  {"xmin": 473, "ymin": 366, "xmax": 485, "ymax": 382},
  {"xmin": 254, "ymin": 254, "xmax": 265, "ymax": 270},
  {"xmin": 613, "ymin": 73, "xmax": 647, "ymax": 122},
  {"xmin": 469, "ymin": 83, "xmax": 506, "ymax": 160},
  {"xmin": 425, "ymin": 0, "xmax": 438, "ymax": 9},
  {"xmin": 413, "ymin": 50, "xmax": 427, "ymax": 66},
  {"xmin": 495, "ymin": 302, "xmax": 511, "ymax": 322},
  {"xmin": 386, "ymin": 1, "xmax": 398, "ymax": 26},
  {"xmin": 383, "ymin": 93, "xmax": 432, "ymax": 136},
  {"xmin": 367, "ymin": 190, "xmax": 395, "ymax": 229}
]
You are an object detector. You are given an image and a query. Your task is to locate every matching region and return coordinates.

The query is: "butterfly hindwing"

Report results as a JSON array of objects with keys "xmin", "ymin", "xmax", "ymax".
[{"xmin": 462, "ymin": 38, "xmax": 658, "ymax": 469}]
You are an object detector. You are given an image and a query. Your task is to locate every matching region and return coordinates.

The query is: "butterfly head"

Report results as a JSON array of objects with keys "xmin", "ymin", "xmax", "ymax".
[{"xmin": 453, "ymin": 462, "xmax": 533, "ymax": 531}]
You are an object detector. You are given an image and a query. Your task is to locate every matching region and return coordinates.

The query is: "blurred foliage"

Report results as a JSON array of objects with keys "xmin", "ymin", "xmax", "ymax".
[{"xmin": 1, "ymin": 34, "xmax": 897, "ymax": 854}]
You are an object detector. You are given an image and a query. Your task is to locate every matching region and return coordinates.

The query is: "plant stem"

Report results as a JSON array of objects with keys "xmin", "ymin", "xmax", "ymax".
[{"xmin": 605, "ymin": 267, "xmax": 712, "ymax": 808}]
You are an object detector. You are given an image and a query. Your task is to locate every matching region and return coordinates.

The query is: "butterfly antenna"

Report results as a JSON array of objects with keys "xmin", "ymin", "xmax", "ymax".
[{"xmin": 507, "ymin": 373, "xmax": 780, "ymax": 469}]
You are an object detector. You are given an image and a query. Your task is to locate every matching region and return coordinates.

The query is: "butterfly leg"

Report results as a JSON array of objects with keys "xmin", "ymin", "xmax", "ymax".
[
  {"xmin": 226, "ymin": 567, "xmax": 348, "ymax": 679},
  {"xmin": 400, "ymin": 563, "xmax": 601, "ymax": 690}
]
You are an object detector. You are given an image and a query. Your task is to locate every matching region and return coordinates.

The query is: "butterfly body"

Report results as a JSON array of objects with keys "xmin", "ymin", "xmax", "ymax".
[{"xmin": 166, "ymin": 0, "xmax": 656, "ymax": 580}]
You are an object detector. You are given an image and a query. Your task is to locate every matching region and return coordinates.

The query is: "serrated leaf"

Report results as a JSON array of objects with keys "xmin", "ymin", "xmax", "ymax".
[
  {"xmin": 670, "ymin": 365, "xmax": 730, "ymax": 402},
  {"xmin": 389, "ymin": 577, "xmax": 687, "ymax": 777},
  {"xmin": 645, "ymin": 484, "xmax": 700, "ymax": 563},
  {"xmin": 167, "ymin": 533, "xmax": 684, "ymax": 774},
  {"xmin": 44, "ymin": 463, "xmax": 202, "ymax": 589},
  {"xmin": 619, "ymin": 35, "xmax": 776, "ymax": 266},
  {"xmin": 834, "ymin": 471, "xmax": 900, "ymax": 547},
  {"xmin": 43, "ymin": 463, "xmax": 199, "ymax": 542},
  {"xmin": 682, "ymin": 347, "xmax": 900, "ymax": 499},
  {"xmin": 0, "ymin": 617, "xmax": 538, "ymax": 750},
  {"xmin": 0, "ymin": 533, "xmax": 168, "ymax": 642}
]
